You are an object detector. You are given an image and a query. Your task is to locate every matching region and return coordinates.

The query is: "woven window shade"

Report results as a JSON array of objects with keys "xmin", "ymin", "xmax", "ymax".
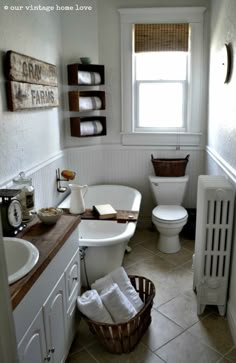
[{"xmin": 134, "ymin": 23, "xmax": 189, "ymax": 52}]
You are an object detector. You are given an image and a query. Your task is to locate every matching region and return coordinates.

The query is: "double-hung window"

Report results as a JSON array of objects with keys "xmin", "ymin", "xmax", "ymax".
[
  {"xmin": 119, "ymin": 7, "xmax": 206, "ymax": 146},
  {"xmin": 134, "ymin": 24, "xmax": 189, "ymax": 132}
]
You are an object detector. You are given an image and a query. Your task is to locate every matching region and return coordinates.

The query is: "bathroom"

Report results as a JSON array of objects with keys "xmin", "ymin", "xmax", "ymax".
[{"xmin": 1, "ymin": 0, "xmax": 236, "ymax": 361}]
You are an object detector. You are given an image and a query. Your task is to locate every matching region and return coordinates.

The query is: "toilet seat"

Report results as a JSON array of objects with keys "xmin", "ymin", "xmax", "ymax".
[{"xmin": 152, "ymin": 205, "xmax": 188, "ymax": 224}]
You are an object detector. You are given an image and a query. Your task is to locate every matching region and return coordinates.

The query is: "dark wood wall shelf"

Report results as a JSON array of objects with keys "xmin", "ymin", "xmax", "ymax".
[
  {"xmin": 67, "ymin": 63, "xmax": 107, "ymax": 138},
  {"xmin": 67, "ymin": 64, "xmax": 105, "ymax": 85}
]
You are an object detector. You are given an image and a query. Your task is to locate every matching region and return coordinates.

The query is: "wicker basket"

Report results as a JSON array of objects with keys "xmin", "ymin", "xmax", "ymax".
[
  {"xmin": 81, "ymin": 275, "xmax": 155, "ymax": 354},
  {"xmin": 151, "ymin": 154, "xmax": 190, "ymax": 177}
]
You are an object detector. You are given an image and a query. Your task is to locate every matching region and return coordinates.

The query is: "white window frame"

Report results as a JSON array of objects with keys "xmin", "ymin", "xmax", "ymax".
[{"xmin": 118, "ymin": 7, "xmax": 206, "ymax": 146}]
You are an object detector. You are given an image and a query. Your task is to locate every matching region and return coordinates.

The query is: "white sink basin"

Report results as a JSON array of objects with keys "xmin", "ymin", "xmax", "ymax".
[{"xmin": 3, "ymin": 237, "xmax": 39, "ymax": 284}]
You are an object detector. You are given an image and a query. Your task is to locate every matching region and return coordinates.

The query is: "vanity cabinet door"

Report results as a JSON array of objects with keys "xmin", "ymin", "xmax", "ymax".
[
  {"xmin": 65, "ymin": 248, "xmax": 80, "ymax": 310},
  {"xmin": 43, "ymin": 273, "xmax": 67, "ymax": 363},
  {"xmin": 17, "ymin": 309, "xmax": 47, "ymax": 363}
]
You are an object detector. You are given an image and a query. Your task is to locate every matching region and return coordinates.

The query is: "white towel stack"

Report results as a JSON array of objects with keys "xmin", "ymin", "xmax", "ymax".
[
  {"xmin": 77, "ymin": 289, "xmax": 113, "ymax": 324},
  {"xmin": 77, "ymin": 267, "xmax": 144, "ymax": 324},
  {"xmin": 100, "ymin": 283, "xmax": 137, "ymax": 323},
  {"xmin": 111, "ymin": 267, "xmax": 144, "ymax": 311}
]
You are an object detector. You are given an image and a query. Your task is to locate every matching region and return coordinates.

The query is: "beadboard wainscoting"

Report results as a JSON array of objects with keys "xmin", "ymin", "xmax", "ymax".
[
  {"xmin": 66, "ymin": 146, "xmax": 205, "ymax": 224},
  {"xmin": 206, "ymin": 146, "xmax": 236, "ymax": 344},
  {"xmin": 1, "ymin": 146, "xmax": 205, "ymax": 223}
]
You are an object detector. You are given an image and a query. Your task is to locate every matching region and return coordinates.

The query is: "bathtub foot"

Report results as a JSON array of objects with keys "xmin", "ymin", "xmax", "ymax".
[{"xmin": 125, "ymin": 246, "xmax": 132, "ymax": 253}]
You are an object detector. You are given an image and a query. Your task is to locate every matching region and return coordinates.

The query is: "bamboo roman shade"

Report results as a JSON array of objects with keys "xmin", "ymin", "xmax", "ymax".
[{"xmin": 134, "ymin": 23, "xmax": 189, "ymax": 52}]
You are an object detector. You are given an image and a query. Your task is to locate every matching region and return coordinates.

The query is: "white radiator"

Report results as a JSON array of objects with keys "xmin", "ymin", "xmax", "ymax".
[{"xmin": 193, "ymin": 175, "xmax": 235, "ymax": 316}]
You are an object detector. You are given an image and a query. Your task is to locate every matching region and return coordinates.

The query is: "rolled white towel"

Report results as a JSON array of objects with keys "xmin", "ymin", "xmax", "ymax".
[
  {"xmin": 80, "ymin": 121, "xmax": 103, "ymax": 136},
  {"xmin": 77, "ymin": 290, "xmax": 113, "ymax": 324},
  {"xmin": 79, "ymin": 96, "xmax": 102, "ymax": 111},
  {"xmin": 91, "ymin": 274, "xmax": 114, "ymax": 293},
  {"xmin": 110, "ymin": 267, "xmax": 144, "ymax": 312},
  {"xmin": 78, "ymin": 71, "xmax": 101, "ymax": 85},
  {"xmin": 100, "ymin": 283, "xmax": 137, "ymax": 323}
]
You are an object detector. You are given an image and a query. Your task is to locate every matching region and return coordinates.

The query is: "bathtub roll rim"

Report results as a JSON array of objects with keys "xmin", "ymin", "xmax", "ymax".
[
  {"xmin": 58, "ymin": 183, "xmax": 142, "ymax": 248},
  {"xmin": 79, "ymin": 220, "xmax": 137, "ymax": 247}
]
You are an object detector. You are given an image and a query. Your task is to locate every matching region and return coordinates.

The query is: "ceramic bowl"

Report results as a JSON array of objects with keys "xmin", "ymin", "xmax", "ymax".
[
  {"xmin": 37, "ymin": 207, "xmax": 63, "ymax": 225},
  {"xmin": 80, "ymin": 57, "xmax": 91, "ymax": 64}
]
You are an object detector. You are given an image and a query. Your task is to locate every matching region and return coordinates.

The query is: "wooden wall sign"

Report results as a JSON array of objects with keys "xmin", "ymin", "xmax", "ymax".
[
  {"xmin": 6, "ymin": 51, "xmax": 57, "ymax": 86},
  {"xmin": 5, "ymin": 50, "xmax": 59, "ymax": 111},
  {"xmin": 7, "ymin": 81, "xmax": 59, "ymax": 111}
]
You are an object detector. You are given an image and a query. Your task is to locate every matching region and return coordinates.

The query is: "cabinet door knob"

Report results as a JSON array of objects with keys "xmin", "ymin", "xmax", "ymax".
[
  {"xmin": 49, "ymin": 347, "xmax": 55, "ymax": 353},
  {"xmin": 72, "ymin": 276, "xmax": 78, "ymax": 281},
  {"xmin": 44, "ymin": 355, "xmax": 51, "ymax": 361}
]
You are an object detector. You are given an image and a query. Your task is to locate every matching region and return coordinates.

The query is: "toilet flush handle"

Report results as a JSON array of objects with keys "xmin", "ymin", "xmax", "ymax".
[{"xmin": 152, "ymin": 182, "xmax": 159, "ymax": 187}]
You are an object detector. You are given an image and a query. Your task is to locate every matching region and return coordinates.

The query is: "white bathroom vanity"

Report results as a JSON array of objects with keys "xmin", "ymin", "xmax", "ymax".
[{"xmin": 10, "ymin": 214, "xmax": 81, "ymax": 363}]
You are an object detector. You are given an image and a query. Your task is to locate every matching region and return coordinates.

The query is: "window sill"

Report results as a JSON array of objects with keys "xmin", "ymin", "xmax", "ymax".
[{"xmin": 121, "ymin": 132, "xmax": 203, "ymax": 147}]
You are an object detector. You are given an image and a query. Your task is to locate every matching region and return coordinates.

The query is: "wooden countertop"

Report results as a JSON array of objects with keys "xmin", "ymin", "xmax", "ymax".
[{"xmin": 10, "ymin": 214, "xmax": 80, "ymax": 310}]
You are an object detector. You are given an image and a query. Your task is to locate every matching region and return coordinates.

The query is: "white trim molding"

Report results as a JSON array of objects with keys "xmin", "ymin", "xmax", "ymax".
[
  {"xmin": 206, "ymin": 146, "xmax": 236, "ymax": 184},
  {"xmin": 0, "ymin": 150, "xmax": 64, "ymax": 188},
  {"xmin": 122, "ymin": 132, "xmax": 203, "ymax": 147}
]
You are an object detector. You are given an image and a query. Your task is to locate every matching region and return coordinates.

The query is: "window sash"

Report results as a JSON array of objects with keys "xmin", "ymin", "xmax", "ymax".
[{"xmin": 134, "ymin": 80, "xmax": 187, "ymax": 132}]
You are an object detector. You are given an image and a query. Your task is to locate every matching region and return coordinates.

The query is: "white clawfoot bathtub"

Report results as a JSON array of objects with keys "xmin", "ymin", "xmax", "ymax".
[{"xmin": 58, "ymin": 184, "xmax": 141, "ymax": 285}]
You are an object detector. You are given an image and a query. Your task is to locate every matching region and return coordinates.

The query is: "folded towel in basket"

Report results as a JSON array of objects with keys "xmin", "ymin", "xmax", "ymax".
[
  {"xmin": 91, "ymin": 274, "xmax": 114, "ymax": 293},
  {"xmin": 78, "ymin": 71, "xmax": 101, "ymax": 85},
  {"xmin": 100, "ymin": 283, "xmax": 137, "ymax": 323},
  {"xmin": 77, "ymin": 289, "xmax": 113, "ymax": 324},
  {"xmin": 110, "ymin": 267, "xmax": 144, "ymax": 312}
]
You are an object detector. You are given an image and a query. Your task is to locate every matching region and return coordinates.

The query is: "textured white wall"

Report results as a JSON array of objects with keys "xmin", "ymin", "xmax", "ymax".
[
  {"xmin": 208, "ymin": 0, "xmax": 236, "ymax": 167},
  {"xmin": 61, "ymin": 0, "xmax": 102, "ymax": 148},
  {"xmin": 0, "ymin": 0, "xmax": 63, "ymax": 186},
  {"xmin": 207, "ymin": 0, "xmax": 236, "ymax": 342}
]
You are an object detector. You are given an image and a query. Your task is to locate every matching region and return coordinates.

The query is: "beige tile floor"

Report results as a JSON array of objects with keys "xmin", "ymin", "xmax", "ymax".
[{"xmin": 66, "ymin": 227, "xmax": 236, "ymax": 363}]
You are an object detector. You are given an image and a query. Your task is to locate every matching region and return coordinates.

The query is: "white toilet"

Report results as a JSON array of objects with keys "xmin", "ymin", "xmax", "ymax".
[{"xmin": 149, "ymin": 175, "xmax": 189, "ymax": 254}]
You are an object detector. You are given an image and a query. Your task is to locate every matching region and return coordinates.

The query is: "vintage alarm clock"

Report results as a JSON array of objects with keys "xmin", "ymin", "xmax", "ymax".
[{"xmin": 0, "ymin": 189, "xmax": 25, "ymax": 236}]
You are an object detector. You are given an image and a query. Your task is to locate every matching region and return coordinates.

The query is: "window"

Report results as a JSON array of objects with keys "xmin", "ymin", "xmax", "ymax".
[
  {"xmin": 134, "ymin": 23, "xmax": 189, "ymax": 131},
  {"xmin": 119, "ymin": 7, "xmax": 206, "ymax": 146}
]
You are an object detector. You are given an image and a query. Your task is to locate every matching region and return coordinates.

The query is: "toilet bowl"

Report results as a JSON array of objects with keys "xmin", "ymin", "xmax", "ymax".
[
  {"xmin": 149, "ymin": 175, "xmax": 189, "ymax": 254},
  {"xmin": 152, "ymin": 205, "xmax": 188, "ymax": 253}
]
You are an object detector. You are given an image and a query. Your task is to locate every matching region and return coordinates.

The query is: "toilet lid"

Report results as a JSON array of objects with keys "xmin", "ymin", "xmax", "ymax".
[{"xmin": 152, "ymin": 205, "xmax": 188, "ymax": 223}]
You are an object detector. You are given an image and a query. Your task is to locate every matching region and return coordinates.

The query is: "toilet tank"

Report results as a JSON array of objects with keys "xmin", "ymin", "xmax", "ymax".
[{"xmin": 149, "ymin": 175, "xmax": 189, "ymax": 205}]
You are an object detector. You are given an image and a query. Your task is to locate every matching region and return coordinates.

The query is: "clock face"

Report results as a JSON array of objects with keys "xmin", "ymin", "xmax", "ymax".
[{"xmin": 8, "ymin": 199, "xmax": 22, "ymax": 228}]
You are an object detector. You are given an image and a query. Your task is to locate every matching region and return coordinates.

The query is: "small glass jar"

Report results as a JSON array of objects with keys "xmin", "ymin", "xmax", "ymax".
[{"xmin": 12, "ymin": 172, "xmax": 35, "ymax": 222}]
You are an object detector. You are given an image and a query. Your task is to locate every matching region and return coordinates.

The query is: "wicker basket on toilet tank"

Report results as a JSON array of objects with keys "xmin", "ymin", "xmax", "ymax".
[
  {"xmin": 151, "ymin": 154, "xmax": 189, "ymax": 177},
  {"xmin": 81, "ymin": 275, "xmax": 155, "ymax": 354}
]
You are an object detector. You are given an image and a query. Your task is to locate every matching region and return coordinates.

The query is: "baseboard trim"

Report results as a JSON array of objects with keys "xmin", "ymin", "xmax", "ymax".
[{"xmin": 227, "ymin": 300, "xmax": 236, "ymax": 343}]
